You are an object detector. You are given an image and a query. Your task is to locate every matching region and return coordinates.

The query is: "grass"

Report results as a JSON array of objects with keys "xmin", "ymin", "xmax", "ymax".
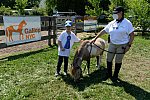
[{"xmin": 0, "ymin": 36, "xmax": 150, "ymax": 100}]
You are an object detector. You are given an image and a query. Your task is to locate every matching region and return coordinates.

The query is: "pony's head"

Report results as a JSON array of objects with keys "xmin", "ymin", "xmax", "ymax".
[
  {"xmin": 70, "ymin": 40, "xmax": 90, "ymax": 82},
  {"xmin": 70, "ymin": 50, "xmax": 84, "ymax": 82},
  {"xmin": 70, "ymin": 61, "xmax": 82, "ymax": 82}
]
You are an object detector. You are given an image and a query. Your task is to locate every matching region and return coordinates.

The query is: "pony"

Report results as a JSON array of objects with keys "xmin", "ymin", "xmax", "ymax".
[
  {"xmin": 6, "ymin": 20, "xmax": 27, "ymax": 42},
  {"xmin": 70, "ymin": 38, "xmax": 106, "ymax": 82}
]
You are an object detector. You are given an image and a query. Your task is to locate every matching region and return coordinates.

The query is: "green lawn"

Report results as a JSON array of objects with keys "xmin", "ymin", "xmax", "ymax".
[{"xmin": 0, "ymin": 36, "xmax": 150, "ymax": 100}]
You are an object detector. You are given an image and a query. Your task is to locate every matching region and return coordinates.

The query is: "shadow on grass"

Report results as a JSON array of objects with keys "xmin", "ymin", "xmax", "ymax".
[
  {"xmin": 142, "ymin": 35, "xmax": 150, "ymax": 40},
  {"xmin": 102, "ymin": 79, "xmax": 150, "ymax": 100},
  {"xmin": 0, "ymin": 46, "xmax": 56, "ymax": 61},
  {"xmin": 61, "ymin": 66, "xmax": 108, "ymax": 91},
  {"xmin": 61, "ymin": 67, "xmax": 150, "ymax": 99}
]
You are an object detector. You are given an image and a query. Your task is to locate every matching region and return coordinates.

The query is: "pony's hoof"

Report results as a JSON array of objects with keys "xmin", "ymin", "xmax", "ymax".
[
  {"xmin": 98, "ymin": 67, "xmax": 101, "ymax": 70},
  {"xmin": 74, "ymin": 79, "xmax": 80, "ymax": 83},
  {"xmin": 87, "ymin": 72, "xmax": 89, "ymax": 75}
]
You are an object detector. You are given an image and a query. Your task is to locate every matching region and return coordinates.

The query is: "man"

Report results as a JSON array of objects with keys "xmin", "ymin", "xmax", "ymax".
[{"xmin": 91, "ymin": 6, "xmax": 134, "ymax": 82}]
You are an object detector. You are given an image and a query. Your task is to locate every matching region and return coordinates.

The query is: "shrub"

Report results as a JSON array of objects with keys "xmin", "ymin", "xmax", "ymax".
[{"xmin": 0, "ymin": 5, "xmax": 12, "ymax": 15}]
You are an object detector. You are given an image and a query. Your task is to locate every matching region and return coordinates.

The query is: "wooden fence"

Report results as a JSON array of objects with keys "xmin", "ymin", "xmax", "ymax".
[{"xmin": 0, "ymin": 16, "xmax": 57, "ymax": 49}]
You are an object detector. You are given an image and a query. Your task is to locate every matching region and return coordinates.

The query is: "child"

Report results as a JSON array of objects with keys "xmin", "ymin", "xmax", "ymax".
[{"xmin": 55, "ymin": 20, "xmax": 81, "ymax": 76}]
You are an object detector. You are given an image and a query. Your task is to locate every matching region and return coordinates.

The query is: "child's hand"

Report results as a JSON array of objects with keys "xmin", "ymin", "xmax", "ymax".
[{"xmin": 61, "ymin": 47, "xmax": 65, "ymax": 51}]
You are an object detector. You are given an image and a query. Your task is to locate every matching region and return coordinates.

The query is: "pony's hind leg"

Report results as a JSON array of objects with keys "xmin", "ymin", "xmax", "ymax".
[{"xmin": 87, "ymin": 59, "xmax": 90, "ymax": 74}]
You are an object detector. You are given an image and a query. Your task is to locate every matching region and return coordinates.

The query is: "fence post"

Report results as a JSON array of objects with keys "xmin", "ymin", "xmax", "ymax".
[
  {"xmin": 53, "ymin": 17, "xmax": 57, "ymax": 45},
  {"xmin": 48, "ymin": 17, "xmax": 52, "ymax": 46}
]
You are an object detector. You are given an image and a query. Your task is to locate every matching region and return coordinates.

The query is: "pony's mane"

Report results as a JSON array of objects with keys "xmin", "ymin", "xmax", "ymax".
[{"xmin": 73, "ymin": 40, "xmax": 90, "ymax": 63}]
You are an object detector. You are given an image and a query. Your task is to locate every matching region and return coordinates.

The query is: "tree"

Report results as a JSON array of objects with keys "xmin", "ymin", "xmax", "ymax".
[
  {"xmin": 0, "ymin": 0, "xmax": 16, "ymax": 9},
  {"xmin": 125, "ymin": 0, "xmax": 150, "ymax": 35},
  {"xmin": 85, "ymin": 0, "xmax": 110, "ymax": 16},
  {"xmin": 99, "ymin": 0, "xmax": 111, "ymax": 11},
  {"xmin": 85, "ymin": 0, "xmax": 102, "ymax": 16},
  {"xmin": 109, "ymin": 0, "xmax": 127, "ymax": 12},
  {"xmin": 26, "ymin": 0, "xmax": 40, "ymax": 8},
  {"xmin": 46, "ymin": 0, "xmax": 85, "ymax": 16},
  {"xmin": 0, "ymin": 5, "xmax": 12, "ymax": 15},
  {"xmin": 15, "ymin": 0, "xmax": 28, "ymax": 15},
  {"xmin": 45, "ymin": 0, "xmax": 57, "ymax": 15},
  {"xmin": 57, "ymin": 0, "xmax": 85, "ymax": 15}
]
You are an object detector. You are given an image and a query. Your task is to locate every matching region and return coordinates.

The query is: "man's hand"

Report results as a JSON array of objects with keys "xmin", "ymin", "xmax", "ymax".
[{"xmin": 124, "ymin": 46, "xmax": 130, "ymax": 53}]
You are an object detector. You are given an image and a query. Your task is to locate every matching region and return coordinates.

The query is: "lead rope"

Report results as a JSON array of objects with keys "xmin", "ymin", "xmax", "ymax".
[{"xmin": 92, "ymin": 42, "xmax": 126, "ymax": 54}]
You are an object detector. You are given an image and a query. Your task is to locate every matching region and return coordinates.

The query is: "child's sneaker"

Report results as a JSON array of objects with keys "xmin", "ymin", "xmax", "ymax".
[
  {"xmin": 63, "ymin": 72, "xmax": 67, "ymax": 76},
  {"xmin": 55, "ymin": 72, "xmax": 60, "ymax": 77}
]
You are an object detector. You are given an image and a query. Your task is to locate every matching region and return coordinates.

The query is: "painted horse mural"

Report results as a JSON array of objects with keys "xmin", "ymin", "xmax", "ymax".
[{"xmin": 6, "ymin": 20, "xmax": 27, "ymax": 42}]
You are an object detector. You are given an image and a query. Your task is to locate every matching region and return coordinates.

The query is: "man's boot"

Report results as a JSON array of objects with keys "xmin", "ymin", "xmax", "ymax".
[
  {"xmin": 112, "ymin": 63, "xmax": 122, "ymax": 82},
  {"xmin": 103, "ymin": 61, "xmax": 112, "ymax": 81}
]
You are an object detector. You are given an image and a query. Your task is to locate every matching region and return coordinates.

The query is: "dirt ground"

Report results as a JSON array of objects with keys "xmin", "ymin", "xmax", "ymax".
[{"xmin": 0, "ymin": 31, "xmax": 96, "ymax": 57}]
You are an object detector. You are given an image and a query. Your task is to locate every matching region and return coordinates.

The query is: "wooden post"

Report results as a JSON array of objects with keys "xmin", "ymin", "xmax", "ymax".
[
  {"xmin": 53, "ymin": 17, "xmax": 57, "ymax": 45},
  {"xmin": 48, "ymin": 17, "xmax": 52, "ymax": 46}
]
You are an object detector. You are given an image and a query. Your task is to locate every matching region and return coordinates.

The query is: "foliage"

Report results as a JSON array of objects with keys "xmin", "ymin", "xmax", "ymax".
[
  {"xmin": 0, "ymin": 0, "xmax": 40, "ymax": 9},
  {"xmin": 27, "ymin": 0, "xmax": 40, "ymax": 8},
  {"xmin": 0, "ymin": 5, "xmax": 12, "ymax": 15},
  {"xmin": 57, "ymin": 0, "xmax": 85, "ymax": 15},
  {"xmin": 125, "ymin": 0, "xmax": 150, "ymax": 35},
  {"xmin": 15, "ymin": 0, "xmax": 28, "ymax": 15},
  {"xmin": 85, "ymin": 0, "xmax": 102, "ymax": 16},
  {"xmin": 85, "ymin": 0, "xmax": 110, "ymax": 16},
  {"xmin": 30, "ymin": 7, "xmax": 48, "ymax": 16},
  {"xmin": 46, "ymin": 0, "xmax": 85, "ymax": 16},
  {"xmin": 99, "ymin": 0, "xmax": 111, "ymax": 11},
  {"xmin": 109, "ymin": 0, "xmax": 125, "ymax": 7},
  {"xmin": 85, "ymin": 0, "xmax": 110, "ymax": 23},
  {"xmin": 96, "ymin": 26, "xmax": 104, "ymax": 32},
  {"xmin": 45, "ymin": 0, "xmax": 57, "ymax": 15},
  {"xmin": 0, "ymin": 0, "xmax": 16, "ymax": 9},
  {"xmin": 108, "ymin": 0, "xmax": 128, "ymax": 21}
]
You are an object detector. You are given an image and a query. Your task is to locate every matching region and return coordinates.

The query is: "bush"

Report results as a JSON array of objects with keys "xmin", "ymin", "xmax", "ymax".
[
  {"xmin": 96, "ymin": 26, "xmax": 104, "ymax": 32},
  {"xmin": 0, "ymin": 5, "xmax": 12, "ymax": 15},
  {"xmin": 30, "ymin": 7, "xmax": 48, "ymax": 16}
]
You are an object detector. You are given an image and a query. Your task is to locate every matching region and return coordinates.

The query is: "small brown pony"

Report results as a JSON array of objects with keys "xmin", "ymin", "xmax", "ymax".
[
  {"xmin": 6, "ymin": 20, "xmax": 27, "ymax": 42},
  {"xmin": 70, "ymin": 38, "xmax": 106, "ymax": 82}
]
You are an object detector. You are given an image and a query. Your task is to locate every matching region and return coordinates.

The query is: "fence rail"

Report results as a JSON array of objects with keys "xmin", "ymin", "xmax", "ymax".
[{"xmin": 0, "ymin": 15, "xmax": 149, "ymax": 50}]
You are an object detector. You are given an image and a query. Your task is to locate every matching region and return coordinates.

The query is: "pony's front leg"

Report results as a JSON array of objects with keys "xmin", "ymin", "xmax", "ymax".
[
  {"xmin": 87, "ymin": 59, "xmax": 90, "ymax": 74},
  {"xmin": 96, "ymin": 56, "xmax": 102, "ymax": 69}
]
